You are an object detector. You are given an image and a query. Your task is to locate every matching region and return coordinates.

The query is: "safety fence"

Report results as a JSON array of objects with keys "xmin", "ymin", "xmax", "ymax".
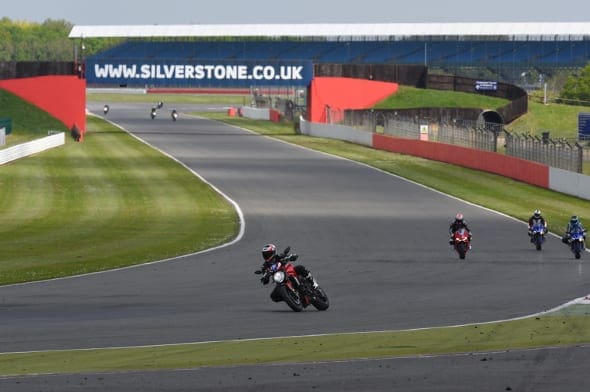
[
  {"xmin": 342, "ymin": 110, "xmax": 583, "ymax": 173},
  {"xmin": 504, "ymin": 132, "xmax": 583, "ymax": 173}
]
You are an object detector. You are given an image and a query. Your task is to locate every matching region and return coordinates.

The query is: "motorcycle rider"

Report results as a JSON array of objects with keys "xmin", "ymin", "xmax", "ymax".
[
  {"xmin": 562, "ymin": 215, "xmax": 587, "ymax": 244},
  {"xmin": 259, "ymin": 244, "xmax": 318, "ymax": 289},
  {"xmin": 449, "ymin": 213, "xmax": 472, "ymax": 246},
  {"xmin": 528, "ymin": 209, "xmax": 548, "ymax": 241}
]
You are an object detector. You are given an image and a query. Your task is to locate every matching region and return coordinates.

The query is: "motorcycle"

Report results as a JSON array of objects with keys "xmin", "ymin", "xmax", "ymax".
[
  {"xmin": 530, "ymin": 223, "xmax": 546, "ymax": 251},
  {"xmin": 569, "ymin": 228, "xmax": 586, "ymax": 259},
  {"xmin": 171, "ymin": 110, "xmax": 178, "ymax": 121},
  {"xmin": 103, "ymin": 104, "xmax": 109, "ymax": 115},
  {"xmin": 255, "ymin": 247, "xmax": 329, "ymax": 312},
  {"xmin": 150, "ymin": 107, "xmax": 157, "ymax": 119},
  {"xmin": 452, "ymin": 228, "xmax": 471, "ymax": 259}
]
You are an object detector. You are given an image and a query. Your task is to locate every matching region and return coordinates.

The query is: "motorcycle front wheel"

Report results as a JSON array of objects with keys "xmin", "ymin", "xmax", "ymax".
[
  {"xmin": 278, "ymin": 285, "xmax": 304, "ymax": 312},
  {"xmin": 572, "ymin": 241, "xmax": 583, "ymax": 259},
  {"xmin": 534, "ymin": 234, "xmax": 543, "ymax": 251},
  {"xmin": 456, "ymin": 242, "xmax": 467, "ymax": 259},
  {"xmin": 311, "ymin": 287, "xmax": 330, "ymax": 311}
]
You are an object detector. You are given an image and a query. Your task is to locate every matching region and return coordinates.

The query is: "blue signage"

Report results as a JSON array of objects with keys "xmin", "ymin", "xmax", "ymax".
[
  {"xmin": 475, "ymin": 80, "xmax": 498, "ymax": 91},
  {"xmin": 85, "ymin": 59, "xmax": 314, "ymax": 87},
  {"xmin": 578, "ymin": 112, "xmax": 590, "ymax": 139}
]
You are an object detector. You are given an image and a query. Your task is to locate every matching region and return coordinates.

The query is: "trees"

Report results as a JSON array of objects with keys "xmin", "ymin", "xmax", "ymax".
[
  {"xmin": 0, "ymin": 17, "xmax": 73, "ymax": 61},
  {"xmin": 559, "ymin": 63, "xmax": 590, "ymax": 106}
]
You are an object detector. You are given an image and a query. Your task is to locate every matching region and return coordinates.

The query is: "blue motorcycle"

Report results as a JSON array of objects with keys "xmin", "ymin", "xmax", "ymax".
[
  {"xmin": 569, "ymin": 229, "xmax": 586, "ymax": 259},
  {"xmin": 530, "ymin": 223, "xmax": 546, "ymax": 251}
]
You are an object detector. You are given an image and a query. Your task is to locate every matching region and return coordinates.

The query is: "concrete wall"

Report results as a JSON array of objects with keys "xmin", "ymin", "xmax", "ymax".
[
  {"xmin": 549, "ymin": 167, "xmax": 590, "ymax": 200},
  {"xmin": 300, "ymin": 117, "xmax": 372, "ymax": 146},
  {"xmin": 0, "ymin": 132, "xmax": 65, "ymax": 166},
  {"xmin": 239, "ymin": 106, "xmax": 270, "ymax": 120}
]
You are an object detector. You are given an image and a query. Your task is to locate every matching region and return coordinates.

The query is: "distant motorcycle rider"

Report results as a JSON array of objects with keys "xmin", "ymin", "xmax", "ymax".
[
  {"xmin": 449, "ymin": 213, "xmax": 472, "ymax": 245},
  {"xmin": 259, "ymin": 244, "xmax": 318, "ymax": 289},
  {"xmin": 528, "ymin": 209, "xmax": 548, "ymax": 240},
  {"xmin": 562, "ymin": 215, "xmax": 586, "ymax": 244}
]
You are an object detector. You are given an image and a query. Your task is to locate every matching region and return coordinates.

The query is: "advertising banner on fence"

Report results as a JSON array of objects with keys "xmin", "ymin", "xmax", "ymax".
[{"xmin": 85, "ymin": 59, "xmax": 314, "ymax": 87}]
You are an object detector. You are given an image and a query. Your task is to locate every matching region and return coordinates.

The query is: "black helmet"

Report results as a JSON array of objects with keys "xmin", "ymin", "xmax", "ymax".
[
  {"xmin": 262, "ymin": 244, "xmax": 277, "ymax": 261},
  {"xmin": 533, "ymin": 209, "xmax": 541, "ymax": 218}
]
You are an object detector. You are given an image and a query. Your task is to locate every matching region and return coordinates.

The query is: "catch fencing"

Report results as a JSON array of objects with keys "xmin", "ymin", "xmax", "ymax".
[
  {"xmin": 504, "ymin": 132, "xmax": 583, "ymax": 173},
  {"xmin": 342, "ymin": 110, "xmax": 583, "ymax": 173}
]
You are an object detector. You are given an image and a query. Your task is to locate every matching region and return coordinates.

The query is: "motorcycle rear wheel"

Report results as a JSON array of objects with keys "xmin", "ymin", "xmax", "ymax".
[{"xmin": 278, "ymin": 285, "xmax": 304, "ymax": 312}]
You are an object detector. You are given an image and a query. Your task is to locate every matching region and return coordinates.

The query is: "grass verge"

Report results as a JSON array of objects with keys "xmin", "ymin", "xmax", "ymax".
[
  {"xmin": 0, "ymin": 312, "xmax": 588, "ymax": 376},
  {"xmin": 0, "ymin": 115, "xmax": 239, "ymax": 285}
]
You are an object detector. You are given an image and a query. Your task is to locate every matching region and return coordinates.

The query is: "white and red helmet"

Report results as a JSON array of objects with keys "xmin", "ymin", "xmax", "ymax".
[
  {"xmin": 262, "ymin": 244, "xmax": 277, "ymax": 261},
  {"xmin": 455, "ymin": 213, "xmax": 464, "ymax": 222}
]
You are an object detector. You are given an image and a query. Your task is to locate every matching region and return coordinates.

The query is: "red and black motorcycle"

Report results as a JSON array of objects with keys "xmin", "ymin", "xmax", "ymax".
[
  {"xmin": 452, "ymin": 228, "xmax": 471, "ymax": 259},
  {"xmin": 255, "ymin": 247, "xmax": 329, "ymax": 312}
]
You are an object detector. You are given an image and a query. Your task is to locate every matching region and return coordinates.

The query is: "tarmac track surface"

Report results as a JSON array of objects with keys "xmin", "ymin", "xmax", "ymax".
[{"xmin": 0, "ymin": 103, "xmax": 589, "ymax": 390}]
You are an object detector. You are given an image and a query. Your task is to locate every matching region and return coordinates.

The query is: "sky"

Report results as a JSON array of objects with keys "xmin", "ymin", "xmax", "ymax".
[{"xmin": 2, "ymin": 0, "xmax": 590, "ymax": 25}]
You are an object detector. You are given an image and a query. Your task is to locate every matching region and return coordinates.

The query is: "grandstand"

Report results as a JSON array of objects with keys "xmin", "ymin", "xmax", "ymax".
[
  {"xmin": 91, "ymin": 39, "xmax": 590, "ymax": 68},
  {"xmin": 71, "ymin": 22, "xmax": 590, "ymax": 87}
]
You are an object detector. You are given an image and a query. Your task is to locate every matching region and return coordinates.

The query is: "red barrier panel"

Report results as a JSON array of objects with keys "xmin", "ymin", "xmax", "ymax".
[
  {"xmin": 0, "ymin": 76, "xmax": 86, "ymax": 131},
  {"xmin": 270, "ymin": 109, "xmax": 281, "ymax": 123},
  {"xmin": 373, "ymin": 134, "xmax": 549, "ymax": 188},
  {"xmin": 309, "ymin": 77, "xmax": 398, "ymax": 123}
]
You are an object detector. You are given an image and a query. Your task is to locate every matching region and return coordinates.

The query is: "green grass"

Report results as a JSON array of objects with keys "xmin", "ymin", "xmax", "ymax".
[
  {"xmin": 374, "ymin": 85, "xmax": 509, "ymax": 110},
  {"xmin": 1, "ymin": 312, "xmax": 588, "ymax": 376},
  {"xmin": 0, "ymin": 114, "xmax": 239, "ymax": 285},
  {"xmin": 506, "ymin": 100, "xmax": 588, "ymax": 139}
]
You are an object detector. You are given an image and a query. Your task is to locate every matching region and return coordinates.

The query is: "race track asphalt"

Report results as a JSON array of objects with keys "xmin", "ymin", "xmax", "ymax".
[{"xmin": 1, "ymin": 102, "xmax": 588, "ymax": 390}]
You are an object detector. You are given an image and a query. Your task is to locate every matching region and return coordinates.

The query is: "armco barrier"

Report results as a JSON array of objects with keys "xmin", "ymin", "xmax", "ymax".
[{"xmin": 0, "ymin": 132, "xmax": 65, "ymax": 166}]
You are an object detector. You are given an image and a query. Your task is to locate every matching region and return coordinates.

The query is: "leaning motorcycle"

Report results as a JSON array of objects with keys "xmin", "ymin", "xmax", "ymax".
[
  {"xmin": 568, "ymin": 229, "xmax": 585, "ymax": 259},
  {"xmin": 452, "ymin": 228, "xmax": 471, "ymax": 259},
  {"xmin": 255, "ymin": 247, "xmax": 329, "ymax": 312},
  {"xmin": 530, "ymin": 223, "xmax": 546, "ymax": 251}
]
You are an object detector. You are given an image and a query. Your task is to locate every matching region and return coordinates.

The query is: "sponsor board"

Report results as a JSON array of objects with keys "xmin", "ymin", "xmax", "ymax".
[
  {"xmin": 86, "ymin": 60, "xmax": 313, "ymax": 87},
  {"xmin": 475, "ymin": 80, "xmax": 498, "ymax": 91}
]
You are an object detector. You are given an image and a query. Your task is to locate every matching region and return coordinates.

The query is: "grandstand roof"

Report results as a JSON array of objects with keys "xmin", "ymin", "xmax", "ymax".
[{"xmin": 69, "ymin": 22, "xmax": 590, "ymax": 39}]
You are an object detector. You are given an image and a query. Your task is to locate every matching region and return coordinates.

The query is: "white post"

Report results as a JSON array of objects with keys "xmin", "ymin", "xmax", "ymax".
[{"xmin": 544, "ymin": 83, "xmax": 548, "ymax": 105}]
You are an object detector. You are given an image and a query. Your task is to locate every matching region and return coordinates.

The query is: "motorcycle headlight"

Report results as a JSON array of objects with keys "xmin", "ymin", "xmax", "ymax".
[{"xmin": 273, "ymin": 271, "xmax": 286, "ymax": 284}]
